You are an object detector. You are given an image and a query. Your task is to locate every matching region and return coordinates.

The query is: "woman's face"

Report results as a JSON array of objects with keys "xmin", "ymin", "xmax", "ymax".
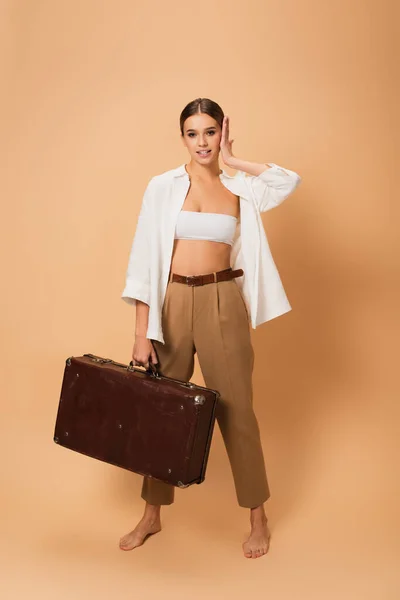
[{"xmin": 181, "ymin": 112, "xmax": 222, "ymax": 164}]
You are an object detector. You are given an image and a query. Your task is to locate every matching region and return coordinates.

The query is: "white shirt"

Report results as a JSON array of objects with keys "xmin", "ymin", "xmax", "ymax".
[{"xmin": 121, "ymin": 162, "xmax": 302, "ymax": 344}]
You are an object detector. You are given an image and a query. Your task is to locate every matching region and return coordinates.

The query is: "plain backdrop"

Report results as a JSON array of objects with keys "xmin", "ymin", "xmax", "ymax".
[{"xmin": 1, "ymin": 1, "xmax": 399, "ymax": 599}]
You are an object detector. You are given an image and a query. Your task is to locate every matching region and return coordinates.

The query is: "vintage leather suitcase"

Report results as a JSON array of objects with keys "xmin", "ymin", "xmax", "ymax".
[{"xmin": 53, "ymin": 353, "xmax": 220, "ymax": 488}]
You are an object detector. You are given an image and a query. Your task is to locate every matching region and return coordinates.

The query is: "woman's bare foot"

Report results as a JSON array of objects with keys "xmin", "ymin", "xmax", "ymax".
[
  {"xmin": 119, "ymin": 504, "xmax": 162, "ymax": 551},
  {"xmin": 242, "ymin": 504, "xmax": 271, "ymax": 558}
]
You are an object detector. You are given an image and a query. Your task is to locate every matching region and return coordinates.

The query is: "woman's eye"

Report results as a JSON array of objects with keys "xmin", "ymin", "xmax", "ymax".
[{"xmin": 187, "ymin": 131, "xmax": 215, "ymax": 137}]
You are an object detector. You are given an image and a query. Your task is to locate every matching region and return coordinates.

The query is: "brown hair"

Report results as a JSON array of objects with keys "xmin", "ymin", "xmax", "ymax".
[{"xmin": 179, "ymin": 97, "xmax": 224, "ymax": 136}]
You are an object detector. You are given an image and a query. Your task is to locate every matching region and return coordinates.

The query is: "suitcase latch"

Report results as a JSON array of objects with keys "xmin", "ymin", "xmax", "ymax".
[{"xmin": 87, "ymin": 355, "xmax": 112, "ymax": 364}]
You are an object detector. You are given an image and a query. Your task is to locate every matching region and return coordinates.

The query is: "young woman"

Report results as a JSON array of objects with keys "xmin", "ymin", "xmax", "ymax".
[{"xmin": 119, "ymin": 98, "xmax": 301, "ymax": 558}]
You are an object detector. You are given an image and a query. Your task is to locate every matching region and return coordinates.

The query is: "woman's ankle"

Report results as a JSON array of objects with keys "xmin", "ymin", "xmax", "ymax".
[
  {"xmin": 144, "ymin": 502, "xmax": 161, "ymax": 517},
  {"xmin": 250, "ymin": 504, "xmax": 267, "ymax": 522}
]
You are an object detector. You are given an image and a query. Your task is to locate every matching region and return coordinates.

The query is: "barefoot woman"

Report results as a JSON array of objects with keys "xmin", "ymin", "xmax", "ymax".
[{"xmin": 120, "ymin": 97, "xmax": 301, "ymax": 558}]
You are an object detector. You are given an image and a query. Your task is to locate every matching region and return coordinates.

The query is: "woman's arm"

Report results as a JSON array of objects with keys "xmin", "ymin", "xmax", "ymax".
[
  {"xmin": 121, "ymin": 178, "xmax": 155, "ymax": 307},
  {"xmin": 121, "ymin": 179, "xmax": 158, "ymax": 367},
  {"xmin": 224, "ymin": 156, "xmax": 274, "ymax": 177},
  {"xmin": 132, "ymin": 300, "xmax": 159, "ymax": 367},
  {"xmin": 135, "ymin": 300, "xmax": 150, "ymax": 337},
  {"xmin": 219, "ymin": 116, "xmax": 302, "ymax": 212},
  {"xmin": 228, "ymin": 156, "xmax": 301, "ymax": 214}
]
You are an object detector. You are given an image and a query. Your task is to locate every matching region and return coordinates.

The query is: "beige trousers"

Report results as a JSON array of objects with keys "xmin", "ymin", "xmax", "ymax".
[{"xmin": 141, "ymin": 276, "xmax": 270, "ymax": 508}]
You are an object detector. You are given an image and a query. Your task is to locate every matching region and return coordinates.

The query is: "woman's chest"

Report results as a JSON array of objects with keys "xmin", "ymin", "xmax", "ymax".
[{"xmin": 181, "ymin": 179, "xmax": 240, "ymax": 219}]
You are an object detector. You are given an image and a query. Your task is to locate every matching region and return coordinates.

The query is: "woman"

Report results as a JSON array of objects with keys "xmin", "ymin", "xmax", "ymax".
[{"xmin": 119, "ymin": 98, "xmax": 301, "ymax": 559}]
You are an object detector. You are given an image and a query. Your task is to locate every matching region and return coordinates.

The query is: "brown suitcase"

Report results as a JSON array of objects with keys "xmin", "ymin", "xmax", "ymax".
[{"xmin": 53, "ymin": 353, "xmax": 220, "ymax": 488}]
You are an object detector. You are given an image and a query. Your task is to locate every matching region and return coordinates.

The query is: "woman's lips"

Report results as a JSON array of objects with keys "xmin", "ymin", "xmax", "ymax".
[{"xmin": 197, "ymin": 150, "xmax": 212, "ymax": 156}]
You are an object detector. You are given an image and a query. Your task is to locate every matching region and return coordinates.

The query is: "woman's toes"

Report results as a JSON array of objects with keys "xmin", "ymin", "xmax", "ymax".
[{"xmin": 243, "ymin": 545, "xmax": 252, "ymax": 558}]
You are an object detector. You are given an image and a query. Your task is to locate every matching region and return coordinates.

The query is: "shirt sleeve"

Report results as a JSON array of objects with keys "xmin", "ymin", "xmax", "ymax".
[
  {"xmin": 121, "ymin": 178, "xmax": 154, "ymax": 307},
  {"xmin": 248, "ymin": 163, "xmax": 302, "ymax": 213}
]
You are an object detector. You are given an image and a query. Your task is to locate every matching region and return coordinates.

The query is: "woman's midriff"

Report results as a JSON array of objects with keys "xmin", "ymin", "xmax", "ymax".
[{"xmin": 169, "ymin": 239, "xmax": 232, "ymax": 277}]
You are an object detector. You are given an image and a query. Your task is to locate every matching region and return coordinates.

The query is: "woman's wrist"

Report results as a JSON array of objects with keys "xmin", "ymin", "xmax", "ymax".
[{"xmin": 225, "ymin": 156, "xmax": 272, "ymax": 176}]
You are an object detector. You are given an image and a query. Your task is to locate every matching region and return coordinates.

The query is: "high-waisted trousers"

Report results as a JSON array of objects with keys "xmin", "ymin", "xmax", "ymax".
[{"xmin": 141, "ymin": 276, "xmax": 271, "ymax": 509}]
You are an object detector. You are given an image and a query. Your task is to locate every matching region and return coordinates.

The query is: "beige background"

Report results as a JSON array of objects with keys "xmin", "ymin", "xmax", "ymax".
[{"xmin": 1, "ymin": 0, "xmax": 399, "ymax": 598}]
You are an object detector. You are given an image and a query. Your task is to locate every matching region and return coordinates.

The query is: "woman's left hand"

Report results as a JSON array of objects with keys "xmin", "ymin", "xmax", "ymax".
[{"xmin": 219, "ymin": 116, "xmax": 235, "ymax": 166}]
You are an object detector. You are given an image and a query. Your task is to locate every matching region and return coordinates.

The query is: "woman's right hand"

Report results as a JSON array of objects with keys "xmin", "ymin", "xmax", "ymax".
[{"xmin": 132, "ymin": 335, "xmax": 158, "ymax": 369}]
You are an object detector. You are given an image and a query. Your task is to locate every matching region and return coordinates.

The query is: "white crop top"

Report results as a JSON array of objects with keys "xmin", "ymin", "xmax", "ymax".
[{"xmin": 175, "ymin": 211, "xmax": 238, "ymax": 246}]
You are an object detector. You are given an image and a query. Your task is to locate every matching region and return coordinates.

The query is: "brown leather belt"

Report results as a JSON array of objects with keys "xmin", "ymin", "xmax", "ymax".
[{"xmin": 170, "ymin": 267, "xmax": 244, "ymax": 286}]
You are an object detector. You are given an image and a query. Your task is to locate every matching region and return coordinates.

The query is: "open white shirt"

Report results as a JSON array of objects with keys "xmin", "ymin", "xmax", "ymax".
[{"xmin": 121, "ymin": 162, "xmax": 302, "ymax": 344}]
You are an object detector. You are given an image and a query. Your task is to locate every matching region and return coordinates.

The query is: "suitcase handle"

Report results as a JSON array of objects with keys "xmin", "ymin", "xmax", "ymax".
[
  {"xmin": 128, "ymin": 360, "xmax": 161, "ymax": 378},
  {"xmin": 81, "ymin": 353, "xmax": 218, "ymax": 393},
  {"xmin": 82, "ymin": 353, "xmax": 161, "ymax": 378},
  {"xmin": 83, "ymin": 354, "xmax": 161, "ymax": 377}
]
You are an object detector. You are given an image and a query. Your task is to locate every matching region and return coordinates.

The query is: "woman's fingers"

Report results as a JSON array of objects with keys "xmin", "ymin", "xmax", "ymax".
[{"xmin": 132, "ymin": 338, "xmax": 158, "ymax": 369}]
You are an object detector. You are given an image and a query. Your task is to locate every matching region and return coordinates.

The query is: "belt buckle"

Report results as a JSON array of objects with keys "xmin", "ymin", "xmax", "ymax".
[{"xmin": 186, "ymin": 275, "xmax": 197, "ymax": 286}]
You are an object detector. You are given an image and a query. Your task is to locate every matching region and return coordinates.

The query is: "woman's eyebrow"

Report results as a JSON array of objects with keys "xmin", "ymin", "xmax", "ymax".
[{"xmin": 186, "ymin": 127, "xmax": 216, "ymax": 132}]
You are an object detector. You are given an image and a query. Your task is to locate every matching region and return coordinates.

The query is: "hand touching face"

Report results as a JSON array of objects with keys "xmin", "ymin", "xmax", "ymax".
[{"xmin": 219, "ymin": 115, "xmax": 235, "ymax": 165}]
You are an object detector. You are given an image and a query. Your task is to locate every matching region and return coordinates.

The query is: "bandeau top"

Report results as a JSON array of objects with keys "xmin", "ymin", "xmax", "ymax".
[{"xmin": 175, "ymin": 210, "xmax": 238, "ymax": 246}]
